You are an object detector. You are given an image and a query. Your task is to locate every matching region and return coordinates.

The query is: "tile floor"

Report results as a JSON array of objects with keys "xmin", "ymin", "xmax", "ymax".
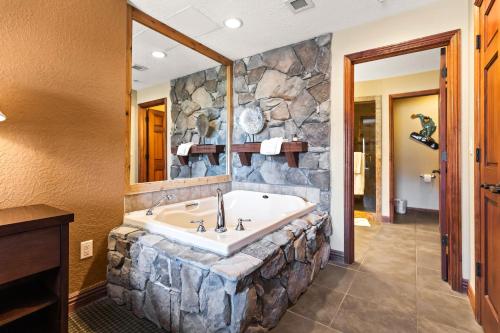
[
  {"xmin": 272, "ymin": 210, "xmax": 483, "ymax": 333},
  {"xmin": 70, "ymin": 211, "xmax": 482, "ymax": 333}
]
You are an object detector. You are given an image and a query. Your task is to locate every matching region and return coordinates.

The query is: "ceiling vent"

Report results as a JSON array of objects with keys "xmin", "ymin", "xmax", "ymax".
[
  {"xmin": 132, "ymin": 64, "xmax": 149, "ymax": 71},
  {"xmin": 285, "ymin": 0, "xmax": 315, "ymax": 13}
]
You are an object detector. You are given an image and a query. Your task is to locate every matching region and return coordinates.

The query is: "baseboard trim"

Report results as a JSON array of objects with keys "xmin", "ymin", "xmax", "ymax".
[
  {"xmin": 329, "ymin": 250, "xmax": 344, "ymax": 263},
  {"xmin": 382, "ymin": 215, "xmax": 392, "ymax": 223},
  {"xmin": 462, "ymin": 278, "xmax": 469, "ymax": 293},
  {"xmin": 406, "ymin": 207, "xmax": 439, "ymax": 214},
  {"xmin": 68, "ymin": 281, "xmax": 107, "ymax": 313}
]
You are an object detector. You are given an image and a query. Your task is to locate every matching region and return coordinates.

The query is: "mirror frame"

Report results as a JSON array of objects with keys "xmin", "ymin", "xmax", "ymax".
[{"xmin": 125, "ymin": 5, "xmax": 234, "ymax": 194}]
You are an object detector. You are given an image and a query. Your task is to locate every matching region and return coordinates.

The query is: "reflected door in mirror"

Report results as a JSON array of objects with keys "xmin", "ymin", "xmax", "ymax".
[{"xmin": 138, "ymin": 99, "xmax": 167, "ymax": 182}]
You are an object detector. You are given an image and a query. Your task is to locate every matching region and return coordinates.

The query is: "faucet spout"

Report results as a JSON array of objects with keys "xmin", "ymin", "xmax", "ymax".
[
  {"xmin": 146, "ymin": 192, "xmax": 175, "ymax": 216},
  {"xmin": 215, "ymin": 188, "xmax": 227, "ymax": 233}
]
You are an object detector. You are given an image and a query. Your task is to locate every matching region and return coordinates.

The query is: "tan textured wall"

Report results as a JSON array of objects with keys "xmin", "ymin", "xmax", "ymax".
[{"xmin": 0, "ymin": 0, "xmax": 127, "ymax": 293}]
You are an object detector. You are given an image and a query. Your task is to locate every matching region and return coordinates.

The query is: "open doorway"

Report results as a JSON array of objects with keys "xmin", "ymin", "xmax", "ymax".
[
  {"xmin": 344, "ymin": 31, "xmax": 463, "ymax": 292},
  {"xmin": 137, "ymin": 98, "xmax": 168, "ymax": 183}
]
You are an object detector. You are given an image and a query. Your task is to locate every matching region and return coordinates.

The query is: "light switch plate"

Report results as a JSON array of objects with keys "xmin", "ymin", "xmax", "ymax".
[{"xmin": 80, "ymin": 240, "xmax": 93, "ymax": 259}]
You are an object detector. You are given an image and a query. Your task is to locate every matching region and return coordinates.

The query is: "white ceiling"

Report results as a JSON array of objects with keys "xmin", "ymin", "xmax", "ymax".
[
  {"xmin": 354, "ymin": 48, "xmax": 441, "ymax": 82},
  {"xmin": 132, "ymin": 21, "xmax": 220, "ymax": 90},
  {"xmin": 130, "ymin": 0, "xmax": 441, "ymax": 90}
]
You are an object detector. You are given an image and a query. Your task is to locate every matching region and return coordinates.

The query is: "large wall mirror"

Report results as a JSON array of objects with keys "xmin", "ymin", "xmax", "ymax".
[{"xmin": 127, "ymin": 7, "xmax": 233, "ymax": 193}]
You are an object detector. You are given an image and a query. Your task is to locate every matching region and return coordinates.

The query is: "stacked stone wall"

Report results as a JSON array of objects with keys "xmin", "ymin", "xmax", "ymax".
[{"xmin": 107, "ymin": 212, "xmax": 332, "ymax": 332}]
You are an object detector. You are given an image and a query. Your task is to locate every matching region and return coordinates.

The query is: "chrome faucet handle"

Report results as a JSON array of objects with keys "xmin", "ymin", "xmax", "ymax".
[
  {"xmin": 163, "ymin": 192, "xmax": 176, "ymax": 200},
  {"xmin": 235, "ymin": 218, "xmax": 252, "ymax": 231},
  {"xmin": 190, "ymin": 219, "xmax": 206, "ymax": 233}
]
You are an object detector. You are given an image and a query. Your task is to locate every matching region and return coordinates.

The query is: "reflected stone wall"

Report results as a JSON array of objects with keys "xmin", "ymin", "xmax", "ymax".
[
  {"xmin": 232, "ymin": 34, "xmax": 332, "ymax": 211},
  {"xmin": 170, "ymin": 66, "xmax": 227, "ymax": 179}
]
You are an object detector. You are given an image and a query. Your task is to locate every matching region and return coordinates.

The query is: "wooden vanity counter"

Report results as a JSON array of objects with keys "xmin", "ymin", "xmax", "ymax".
[{"xmin": 0, "ymin": 204, "xmax": 73, "ymax": 333}]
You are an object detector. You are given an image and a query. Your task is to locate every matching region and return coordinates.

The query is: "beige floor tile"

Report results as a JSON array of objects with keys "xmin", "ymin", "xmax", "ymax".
[
  {"xmin": 272, "ymin": 311, "xmax": 341, "ymax": 333},
  {"xmin": 416, "ymin": 251, "xmax": 441, "ymax": 271},
  {"xmin": 348, "ymin": 270, "xmax": 416, "ymax": 313},
  {"xmin": 360, "ymin": 251, "xmax": 417, "ymax": 283},
  {"xmin": 331, "ymin": 295, "xmax": 417, "ymax": 333},
  {"xmin": 417, "ymin": 289, "xmax": 483, "ymax": 332},
  {"xmin": 289, "ymin": 284, "xmax": 345, "ymax": 325},
  {"xmin": 417, "ymin": 317, "xmax": 475, "ymax": 333},
  {"xmin": 416, "ymin": 267, "xmax": 466, "ymax": 298},
  {"xmin": 314, "ymin": 264, "xmax": 358, "ymax": 293},
  {"xmin": 416, "ymin": 230, "xmax": 441, "ymax": 243}
]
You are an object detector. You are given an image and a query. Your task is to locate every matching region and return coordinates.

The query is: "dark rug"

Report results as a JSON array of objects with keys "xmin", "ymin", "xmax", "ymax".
[{"xmin": 69, "ymin": 297, "xmax": 164, "ymax": 333}]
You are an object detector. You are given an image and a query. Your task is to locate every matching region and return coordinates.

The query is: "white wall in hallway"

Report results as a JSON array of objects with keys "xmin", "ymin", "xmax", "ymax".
[
  {"xmin": 355, "ymin": 71, "xmax": 440, "ymax": 216},
  {"xmin": 330, "ymin": 0, "xmax": 475, "ymax": 283},
  {"xmin": 393, "ymin": 95, "xmax": 440, "ymax": 211}
]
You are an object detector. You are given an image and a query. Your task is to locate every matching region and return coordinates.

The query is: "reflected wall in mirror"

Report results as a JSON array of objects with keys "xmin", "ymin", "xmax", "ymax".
[{"xmin": 129, "ymin": 15, "xmax": 230, "ymax": 185}]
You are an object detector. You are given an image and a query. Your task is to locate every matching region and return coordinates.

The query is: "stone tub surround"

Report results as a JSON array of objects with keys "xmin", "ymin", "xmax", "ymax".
[
  {"xmin": 107, "ymin": 212, "xmax": 332, "ymax": 332},
  {"xmin": 124, "ymin": 182, "xmax": 231, "ymax": 213},
  {"xmin": 170, "ymin": 66, "xmax": 228, "ymax": 179},
  {"xmin": 232, "ymin": 34, "xmax": 331, "ymax": 212}
]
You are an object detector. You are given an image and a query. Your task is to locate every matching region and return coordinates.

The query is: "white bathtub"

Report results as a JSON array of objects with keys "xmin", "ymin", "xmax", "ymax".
[{"xmin": 124, "ymin": 190, "xmax": 316, "ymax": 256}]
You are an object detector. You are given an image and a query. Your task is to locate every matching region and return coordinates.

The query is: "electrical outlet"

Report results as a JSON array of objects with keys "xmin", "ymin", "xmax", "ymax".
[{"xmin": 80, "ymin": 240, "xmax": 93, "ymax": 259}]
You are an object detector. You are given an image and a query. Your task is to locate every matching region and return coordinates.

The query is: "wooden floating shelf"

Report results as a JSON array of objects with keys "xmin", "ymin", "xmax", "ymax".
[
  {"xmin": 171, "ymin": 144, "xmax": 226, "ymax": 166},
  {"xmin": 231, "ymin": 141, "xmax": 308, "ymax": 168}
]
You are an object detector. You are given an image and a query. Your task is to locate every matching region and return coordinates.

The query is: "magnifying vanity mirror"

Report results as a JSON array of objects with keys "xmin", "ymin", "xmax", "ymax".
[{"xmin": 126, "ymin": 7, "xmax": 233, "ymax": 193}]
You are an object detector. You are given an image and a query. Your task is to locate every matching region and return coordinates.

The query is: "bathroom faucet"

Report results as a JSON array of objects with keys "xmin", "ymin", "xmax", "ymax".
[
  {"xmin": 215, "ymin": 188, "xmax": 227, "ymax": 233},
  {"xmin": 146, "ymin": 192, "xmax": 175, "ymax": 216}
]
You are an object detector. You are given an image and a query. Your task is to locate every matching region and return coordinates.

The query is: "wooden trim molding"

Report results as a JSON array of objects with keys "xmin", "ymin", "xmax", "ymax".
[
  {"xmin": 68, "ymin": 281, "xmax": 107, "ymax": 313},
  {"xmin": 468, "ymin": 284, "xmax": 476, "ymax": 315},
  {"xmin": 344, "ymin": 30, "xmax": 463, "ymax": 292},
  {"xmin": 389, "ymin": 89, "xmax": 440, "ymax": 222},
  {"xmin": 346, "ymin": 30, "xmax": 460, "ymax": 64},
  {"xmin": 138, "ymin": 98, "xmax": 167, "ymax": 109},
  {"xmin": 125, "ymin": 5, "xmax": 234, "ymax": 195},
  {"xmin": 131, "ymin": 7, "xmax": 232, "ymax": 66},
  {"xmin": 389, "ymin": 89, "xmax": 440, "ymax": 100}
]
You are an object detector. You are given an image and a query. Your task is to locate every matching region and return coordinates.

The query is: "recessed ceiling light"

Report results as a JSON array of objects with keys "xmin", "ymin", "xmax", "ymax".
[
  {"xmin": 152, "ymin": 51, "xmax": 166, "ymax": 59},
  {"xmin": 224, "ymin": 18, "xmax": 243, "ymax": 29}
]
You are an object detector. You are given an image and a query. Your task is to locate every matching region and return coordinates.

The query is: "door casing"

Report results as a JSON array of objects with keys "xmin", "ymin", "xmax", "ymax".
[
  {"xmin": 343, "ymin": 30, "xmax": 463, "ymax": 292},
  {"xmin": 137, "ymin": 98, "xmax": 167, "ymax": 183}
]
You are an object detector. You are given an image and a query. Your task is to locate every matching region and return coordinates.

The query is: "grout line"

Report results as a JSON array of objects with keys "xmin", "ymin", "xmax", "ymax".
[
  {"xmin": 286, "ymin": 310, "xmax": 340, "ymax": 332},
  {"xmin": 328, "ymin": 291, "xmax": 349, "ymax": 328}
]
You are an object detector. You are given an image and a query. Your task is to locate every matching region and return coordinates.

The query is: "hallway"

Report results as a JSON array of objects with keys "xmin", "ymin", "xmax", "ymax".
[{"xmin": 273, "ymin": 211, "xmax": 482, "ymax": 333}]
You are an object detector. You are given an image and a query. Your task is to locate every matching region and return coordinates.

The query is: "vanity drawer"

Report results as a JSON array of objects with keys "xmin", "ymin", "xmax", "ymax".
[{"xmin": 0, "ymin": 226, "xmax": 60, "ymax": 285}]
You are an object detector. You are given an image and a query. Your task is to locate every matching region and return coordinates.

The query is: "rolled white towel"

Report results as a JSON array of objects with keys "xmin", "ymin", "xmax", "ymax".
[
  {"xmin": 260, "ymin": 137, "xmax": 284, "ymax": 155},
  {"xmin": 177, "ymin": 142, "xmax": 195, "ymax": 156}
]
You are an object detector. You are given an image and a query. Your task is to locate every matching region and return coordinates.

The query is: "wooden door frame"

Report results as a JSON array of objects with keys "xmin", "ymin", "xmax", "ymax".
[
  {"xmin": 388, "ymin": 89, "xmax": 440, "ymax": 223},
  {"xmin": 344, "ymin": 30, "xmax": 463, "ymax": 291},
  {"xmin": 137, "ymin": 98, "xmax": 168, "ymax": 182}
]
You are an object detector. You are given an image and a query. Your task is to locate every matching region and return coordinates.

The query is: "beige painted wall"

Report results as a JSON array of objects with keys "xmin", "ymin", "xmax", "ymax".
[
  {"xmin": 355, "ymin": 71, "xmax": 440, "ymax": 215},
  {"xmin": 331, "ymin": 0, "xmax": 476, "ymax": 283},
  {"xmin": 394, "ymin": 95, "xmax": 440, "ymax": 211},
  {"xmin": 0, "ymin": 0, "xmax": 127, "ymax": 293}
]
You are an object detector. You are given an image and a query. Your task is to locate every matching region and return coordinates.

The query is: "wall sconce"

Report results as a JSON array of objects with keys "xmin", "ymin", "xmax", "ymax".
[{"xmin": 0, "ymin": 111, "xmax": 6, "ymax": 122}]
